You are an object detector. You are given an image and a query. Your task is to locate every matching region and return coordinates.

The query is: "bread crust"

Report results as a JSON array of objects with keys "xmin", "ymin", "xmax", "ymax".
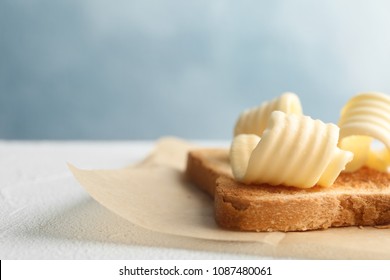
[{"xmin": 185, "ymin": 149, "xmax": 390, "ymax": 232}]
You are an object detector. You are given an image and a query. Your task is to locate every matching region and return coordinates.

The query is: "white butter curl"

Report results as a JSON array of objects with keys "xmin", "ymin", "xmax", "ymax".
[
  {"xmin": 234, "ymin": 92, "xmax": 302, "ymax": 136},
  {"xmin": 338, "ymin": 92, "xmax": 390, "ymax": 172},
  {"xmin": 230, "ymin": 111, "xmax": 353, "ymax": 188}
]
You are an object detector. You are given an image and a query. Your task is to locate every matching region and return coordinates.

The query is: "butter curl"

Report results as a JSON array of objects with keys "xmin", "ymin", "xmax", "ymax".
[
  {"xmin": 338, "ymin": 92, "xmax": 390, "ymax": 172},
  {"xmin": 234, "ymin": 92, "xmax": 302, "ymax": 136},
  {"xmin": 230, "ymin": 111, "xmax": 353, "ymax": 188}
]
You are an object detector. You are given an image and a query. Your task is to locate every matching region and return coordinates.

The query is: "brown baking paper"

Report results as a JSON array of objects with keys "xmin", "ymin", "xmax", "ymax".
[{"xmin": 69, "ymin": 137, "xmax": 390, "ymax": 259}]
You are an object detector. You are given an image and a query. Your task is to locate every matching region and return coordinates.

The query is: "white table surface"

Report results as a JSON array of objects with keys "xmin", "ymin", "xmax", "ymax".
[{"xmin": 1, "ymin": 140, "xmax": 265, "ymax": 260}]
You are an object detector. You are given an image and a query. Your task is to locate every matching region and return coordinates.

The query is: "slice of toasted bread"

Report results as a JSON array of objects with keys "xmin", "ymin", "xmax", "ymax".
[{"xmin": 185, "ymin": 149, "xmax": 390, "ymax": 232}]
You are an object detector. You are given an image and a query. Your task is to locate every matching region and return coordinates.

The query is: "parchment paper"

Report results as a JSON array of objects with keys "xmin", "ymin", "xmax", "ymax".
[{"xmin": 69, "ymin": 137, "xmax": 390, "ymax": 259}]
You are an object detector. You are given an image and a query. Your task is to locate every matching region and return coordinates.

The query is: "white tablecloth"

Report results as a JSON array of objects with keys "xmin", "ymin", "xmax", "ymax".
[{"xmin": 1, "ymin": 140, "xmax": 261, "ymax": 259}]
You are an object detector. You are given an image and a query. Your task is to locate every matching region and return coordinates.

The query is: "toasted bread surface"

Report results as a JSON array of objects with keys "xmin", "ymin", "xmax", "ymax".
[{"xmin": 185, "ymin": 149, "xmax": 390, "ymax": 232}]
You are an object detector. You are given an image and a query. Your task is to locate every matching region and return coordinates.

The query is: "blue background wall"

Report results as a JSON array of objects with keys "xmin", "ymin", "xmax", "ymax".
[{"xmin": 2, "ymin": 0, "xmax": 390, "ymax": 139}]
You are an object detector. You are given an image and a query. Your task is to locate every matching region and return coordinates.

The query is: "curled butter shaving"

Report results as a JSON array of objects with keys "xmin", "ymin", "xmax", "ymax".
[
  {"xmin": 338, "ymin": 92, "xmax": 390, "ymax": 172},
  {"xmin": 230, "ymin": 111, "xmax": 353, "ymax": 188},
  {"xmin": 234, "ymin": 92, "xmax": 302, "ymax": 136}
]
